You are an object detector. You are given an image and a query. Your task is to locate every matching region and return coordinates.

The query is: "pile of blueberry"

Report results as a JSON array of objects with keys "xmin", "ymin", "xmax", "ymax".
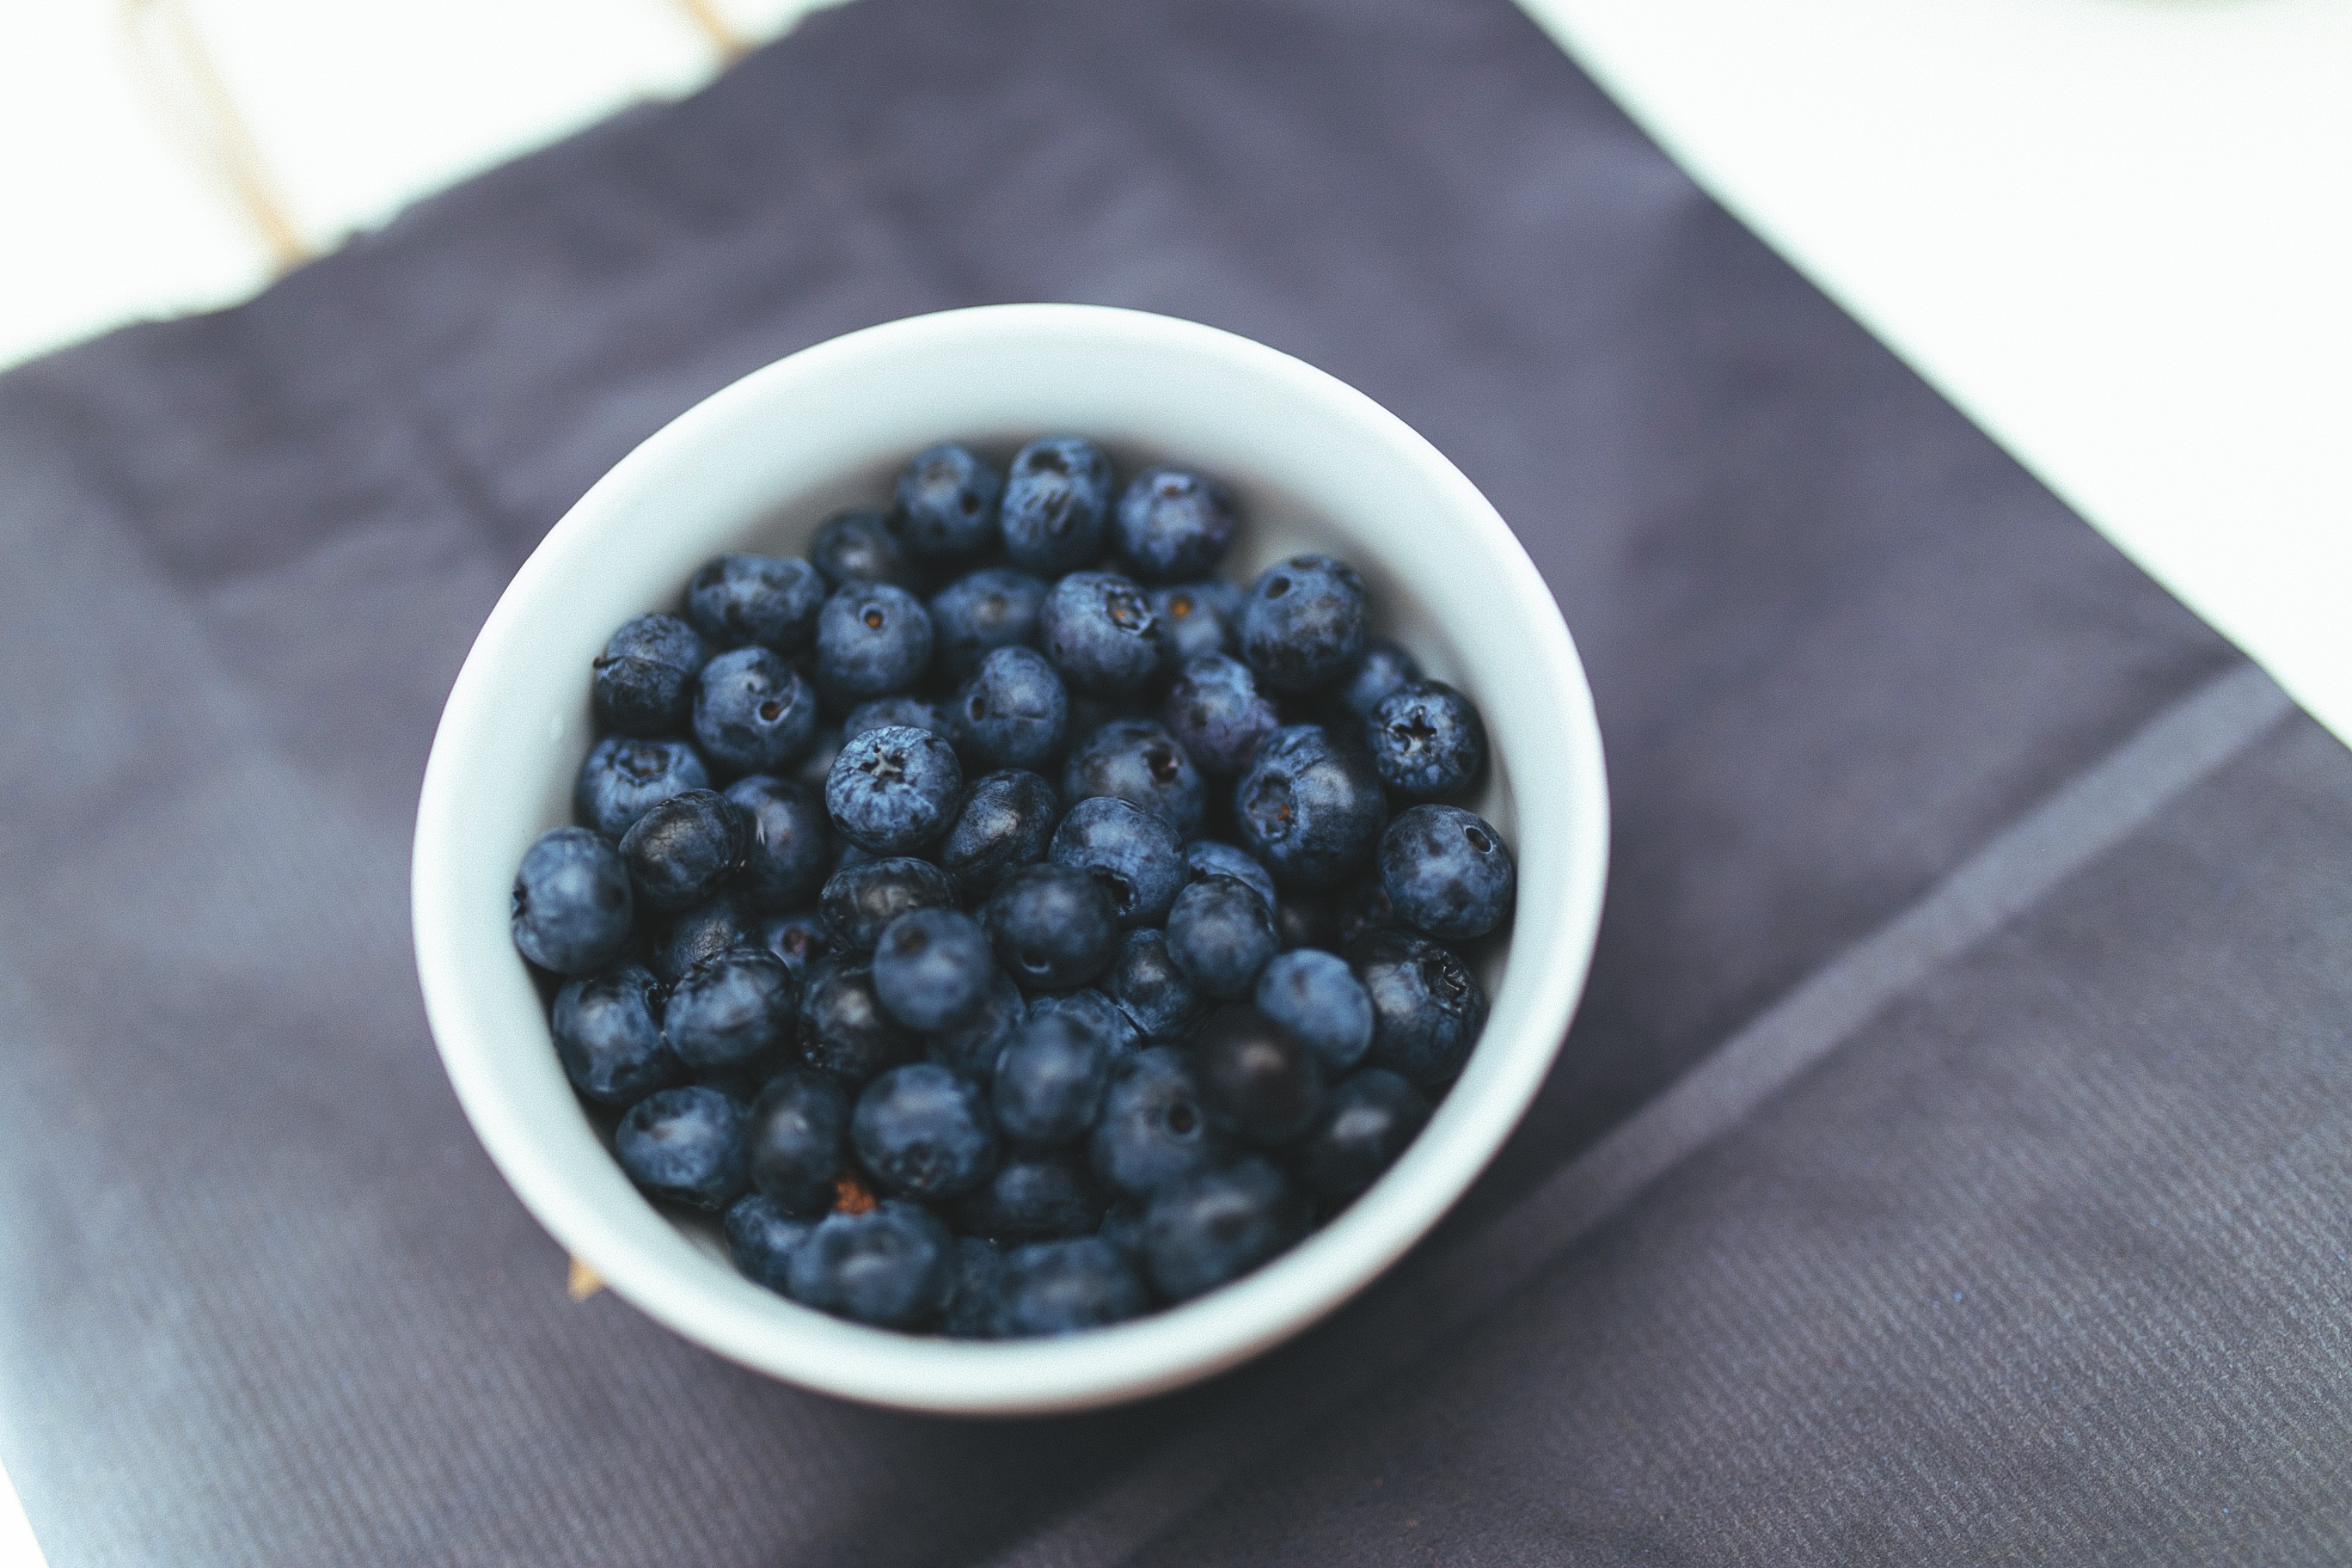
[{"xmin": 508, "ymin": 438, "xmax": 1514, "ymax": 1338}]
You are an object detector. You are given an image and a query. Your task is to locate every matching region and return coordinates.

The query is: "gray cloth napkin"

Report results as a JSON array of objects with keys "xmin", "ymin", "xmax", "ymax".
[{"xmin": 3, "ymin": 0, "xmax": 2346, "ymax": 1563}]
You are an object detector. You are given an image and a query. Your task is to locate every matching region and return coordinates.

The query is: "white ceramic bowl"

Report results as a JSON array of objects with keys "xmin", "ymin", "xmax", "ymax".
[{"xmin": 411, "ymin": 303, "xmax": 1608, "ymax": 1414}]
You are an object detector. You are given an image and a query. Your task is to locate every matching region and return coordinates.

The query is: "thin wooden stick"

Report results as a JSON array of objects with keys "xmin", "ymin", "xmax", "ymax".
[{"xmin": 673, "ymin": 0, "xmax": 751, "ymax": 62}]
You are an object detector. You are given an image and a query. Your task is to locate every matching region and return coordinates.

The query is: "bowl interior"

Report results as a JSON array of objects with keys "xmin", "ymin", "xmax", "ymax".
[{"xmin": 413, "ymin": 304, "xmax": 1606, "ymax": 1413}]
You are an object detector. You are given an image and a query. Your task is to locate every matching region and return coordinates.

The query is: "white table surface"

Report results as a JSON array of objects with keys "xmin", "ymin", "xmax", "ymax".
[{"xmin": 0, "ymin": 1, "xmax": 2344, "ymax": 1560}]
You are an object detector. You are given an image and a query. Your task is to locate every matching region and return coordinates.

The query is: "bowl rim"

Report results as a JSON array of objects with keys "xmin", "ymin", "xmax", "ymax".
[{"xmin": 411, "ymin": 303, "xmax": 1609, "ymax": 1413}]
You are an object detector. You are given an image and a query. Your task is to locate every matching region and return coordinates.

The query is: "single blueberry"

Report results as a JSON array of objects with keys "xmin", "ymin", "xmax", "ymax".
[
  {"xmin": 995, "ymin": 1238, "xmax": 1150, "ymax": 1337},
  {"xmin": 1234, "ymin": 725, "xmax": 1387, "ymax": 890},
  {"xmin": 956, "ymin": 1151, "xmax": 1108, "ymax": 1243},
  {"xmin": 615, "ymin": 1086, "xmax": 747, "ymax": 1210},
  {"xmin": 940, "ymin": 1235, "xmax": 1006, "ymax": 1338},
  {"xmin": 810, "ymin": 508, "xmax": 920, "ymax": 590},
  {"xmin": 1164, "ymin": 654, "xmax": 1279, "ymax": 778},
  {"xmin": 1027, "ymin": 988, "xmax": 1144, "ymax": 1057},
  {"xmin": 686, "ymin": 552, "xmax": 827, "ymax": 654},
  {"xmin": 891, "ymin": 443, "xmax": 1002, "ymax": 565},
  {"xmin": 1090, "ymin": 1046, "xmax": 1227, "ymax": 1199},
  {"xmin": 952, "ymin": 645, "xmax": 1069, "ymax": 771},
  {"xmin": 1181, "ymin": 839, "xmax": 1277, "ymax": 916},
  {"xmin": 993, "ymin": 1010, "xmax": 1113, "ymax": 1146},
  {"xmin": 1062, "ymin": 717, "xmax": 1205, "ymax": 834},
  {"xmin": 1142, "ymin": 1156, "xmax": 1310, "ymax": 1300},
  {"xmin": 1191, "ymin": 1002, "xmax": 1325, "ymax": 1146},
  {"xmin": 1275, "ymin": 891, "xmax": 1336, "ymax": 952},
  {"xmin": 928, "ymin": 567, "xmax": 1050, "ymax": 682},
  {"xmin": 744, "ymin": 1067, "xmax": 848, "ymax": 1216},
  {"xmin": 1040, "ymin": 570, "xmax": 1161, "ymax": 696},
  {"xmin": 665, "ymin": 946, "xmax": 797, "ymax": 1075},
  {"xmin": 1000, "ymin": 437, "xmax": 1113, "ymax": 576},
  {"xmin": 1112, "ymin": 467, "xmax": 1237, "ymax": 582},
  {"xmin": 1240, "ymin": 554, "xmax": 1367, "ymax": 695},
  {"xmin": 592, "ymin": 614, "xmax": 709, "ymax": 735},
  {"xmin": 724, "ymin": 1194, "xmax": 816, "ymax": 1292},
  {"xmin": 617, "ymin": 788, "xmax": 754, "ymax": 914},
  {"xmin": 797, "ymin": 958, "xmax": 922, "ymax": 1083},
  {"xmin": 1049, "ymin": 795, "xmax": 1185, "ymax": 929},
  {"xmin": 1290, "ymin": 1068, "xmax": 1430, "ymax": 1208},
  {"xmin": 1333, "ymin": 639, "xmax": 1421, "ymax": 723},
  {"xmin": 512, "ymin": 826, "xmax": 634, "ymax": 975},
  {"xmin": 872, "ymin": 908, "xmax": 998, "ymax": 1032},
  {"xmin": 927, "ymin": 966, "xmax": 1026, "ymax": 1082},
  {"xmin": 824, "ymin": 725, "xmax": 962, "ymax": 854},
  {"xmin": 1254, "ymin": 948, "xmax": 1374, "ymax": 1076},
  {"xmin": 574, "ymin": 734, "xmax": 710, "ymax": 841},
  {"xmin": 1166, "ymin": 875, "xmax": 1279, "ymax": 1001},
  {"xmin": 1334, "ymin": 872, "xmax": 1399, "ymax": 946},
  {"xmin": 551, "ymin": 965, "xmax": 681, "ymax": 1106},
  {"xmin": 1103, "ymin": 928, "xmax": 1200, "ymax": 1042},
  {"xmin": 935, "ymin": 769, "xmax": 1061, "ymax": 899},
  {"xmin": 1379, "ymin": 804, "xmax": 1515, "ymax": 940},
  {"xmin": 816, "ymin": 583, "xmax": 935, "ymax": 703},
  {"xmin": 650, "ymin": 891, "xmax": 751, "ymax": 986},
  {"xmin": 760, "ymin": 908, "xmax": 833, "ymax": 983},
  {"xmin": 983, "ymin": 863, "xmax": 1118, "ymax": 991},
  {"xmin": 1150, "ymin": 579, "xmax": 1241, "ymax": 669},
  {"xmin": 818, "ymin": 854, "xmax": 954, "ymax": 953},
  {"xmin": 843, "ymin": 695, "xmax": 951, "ymax": 742},
  {"xmin": 694, "ymin": 646, "xmax": 819, "ymax": 776},
  {"xmin": 1351, "ymin": 928, "xmax": 1487, "ymax": 1087},
  {"xmin": 1366, "ymin": 681, "xmax": 1487, "ymax": 799},
  {"xmin": 787, "ymin": 1201, "xmax": 953, "ymax": 1328},
  {"xmin": 725, "ymin": 775, "xmax": 832, "ymax": 912},
  {"xmin": 853, "ymin": 1063, "xmax": 999, "ymax": 1200}
]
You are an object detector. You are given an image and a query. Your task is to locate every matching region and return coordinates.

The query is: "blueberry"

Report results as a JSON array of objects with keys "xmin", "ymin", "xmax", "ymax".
[
  {"xmin": 825, "ymin": 725, "xmax": 962, "ymax": 854},
  {"xmin": 1191, "ymin": 1002, "xmax": 1325, "ymax": 1145},
  {"xmin": 935, "ymin": 769, "xmax": 1061, "ymax": 899},
  {"xmin": 1240, "ymin": 554, "xmax": 1367, "ymax": 695},
  {"xmin": 1181, "ymin": 839, "xmax": 1277, "ymax": 916},
  {"xmin": 512, "ymin": 827, "xmax": 634, "ymax": 975},
  {"xmin": 952, "ymin": 646, "xmax": 1069, "ymax": 771},
  {"xmin": 1104, "ymin": 928, "xmax": 1200, "ymax": 1041},
  {"xmin": 995, "ymin": 1238, "xmax": 1150, "ymax": 1337},
  {"xmin": 956, "ymin": 1151, "xmax": 1107, "ymax": 1242},
  {"xmin": 872, "ymin": 908, "xmax": 997, "ymax": 1032},
  {"xmin": 927, "ymin": 966, "xmax": 1026, "ymax": 1081},
  {"xmin": 1150, "ymin": 579, "xmax": 1241, "ymax": 669},
  {"xmin": 1164, "ymin": 654, "xmax": 1278, "ymax": 778},
  {"xmin": 928, "ymin": 567, "xmax": 1050, "ymax": 680},
  {"xmin": 816, "ymin": 584, "xmax": 935, "ymax": 703},
  {"xmin": 892, "ymin": 443, "xmax": 1002, "ymax": 564},
  {"xmin": 1040, "ymin": 571, "xmax": 1161, "ymax": 695},
  {"xmin": 811, "ymin": 508, "xmax": 920, "ymax": 590},
  {"xmin": 843, "ymin": 695, "xmax": 951, "ymax": 742},
  {"xmin": 1254, "ymin": 948, "xmax": 1374, "ymax": 1075},
  {"xmin": 617, "ymin": 788, "xmax": 754, "ymax": 914},
  {"xmin": 1090, "ymin": 1046, "xmax": 1226, "ymax": 1199},
  {"xmin": 1366, "ymin": 681, "xmax": 1487, "ymax": 799},
  {"xmin": 1274, "ymin": 891, "xmax": 1336, "ymax": 952},
  {"xmin": 1234, "ymin": 725, "xmax": 1386, "ymax": 890},
  {"xmin": 1049, "ymin": 795, "xmax": 1184, "ymax": 929},
  {"xmin": 819, "ymin": 854, "xmax": 954, "ymax": 952},
  {"xmin": 1379, "ymin": 804, "xmax": 1514, "ymax": 940},
  {"xmin": 1112, "ymin": 467, "xmax": 1237, "ymax": 582},
  {"xmin": 1334, "ymin": 872, "xmax": 1398, "ymax": 946},
  {"xmin": 1290, "ymin": 1068, "xmax": 1429, "ymax": 1208},
  {"xmin": 797, "ymin": 959, "xmax": 921, "ymax": 1083},
  {"xmin": 665, "ymin": 946, "xmax": 797, "ymax": 1075},
  {"xmin": 787, "ymin": 1201, "xmax": 953, "ymax": 1328},
  {"xmin": 760, "ymin": 909, "xmax": 833, "ymax": 983},
  {"xmin": 551, "ymin": 965, "xmax": 681, "ymax": 1106},
  {"xmin": 724, "ymin": 1194, "xmax": 817, "ymax": 1292},
  {"xmin": 853, "ymin": 1063, "xmax": 998, "ymax": 1200},
  {"xmin": 1000, "ymin": 437, "xmax": 1113, "ymax": 576},
  {"xmin": 940, "ymin": 1235, "xmax": 1006, "ymax": 1338},
  {"xmin": 615, "ymin": 1086, "xmax": 747, "ymax": 1210},
  {"xmin": 983, "ymin": 863, "xmax": 1118, "ymax": 991},
  {"xmin": 592, "ymin": 614, "xmax": 709, "ymax": 735},
  {"xmin": 1027, "ymin": 988, "xmax": 1144, "ymax": 1057},
  {"xmin": 650, "ymin": 891, "xmax": 752, "ymax": 985},
  {"xmin": 1333, "ymin": 639, "xmax": 1420, "ymax": 723},
  {"xmin": 1063, "ymin": 717, "xmax": 1204, "ymax": 834},
  {"xmin": 1141, "ymin": 1157, "xmax": 1309, "ymax": 1301},
  {"xmin": 1166, "ymin": 874, "xmax": 1279, "ymax": 1001},
  {"xmin": 686, "ymin": 552, "xmax": 827, "ymax": 654},
  {"xmin": 993, "ymin": 1010, "xmax": 1114, "ymax": 1145},
  {"xmin": 574, "ymin": 734, "xmax": 710, "ymax": 841},
  {"xmin": 1351, "ymin": 928, "xmax": 1487, "ymax": 1087},
  {"xmin": 725, "ymin": 775, "xmax": 832, "ymax": 912},
  {"xmin": 744, "ymin": 1067, "xmax": 848, "ymax": 1216}
]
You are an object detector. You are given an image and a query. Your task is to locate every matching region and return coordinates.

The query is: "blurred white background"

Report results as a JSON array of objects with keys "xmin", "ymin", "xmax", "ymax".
[{"xmin": 0, "ymin": 0, "xmax": 2345, "ymax": 1559}]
